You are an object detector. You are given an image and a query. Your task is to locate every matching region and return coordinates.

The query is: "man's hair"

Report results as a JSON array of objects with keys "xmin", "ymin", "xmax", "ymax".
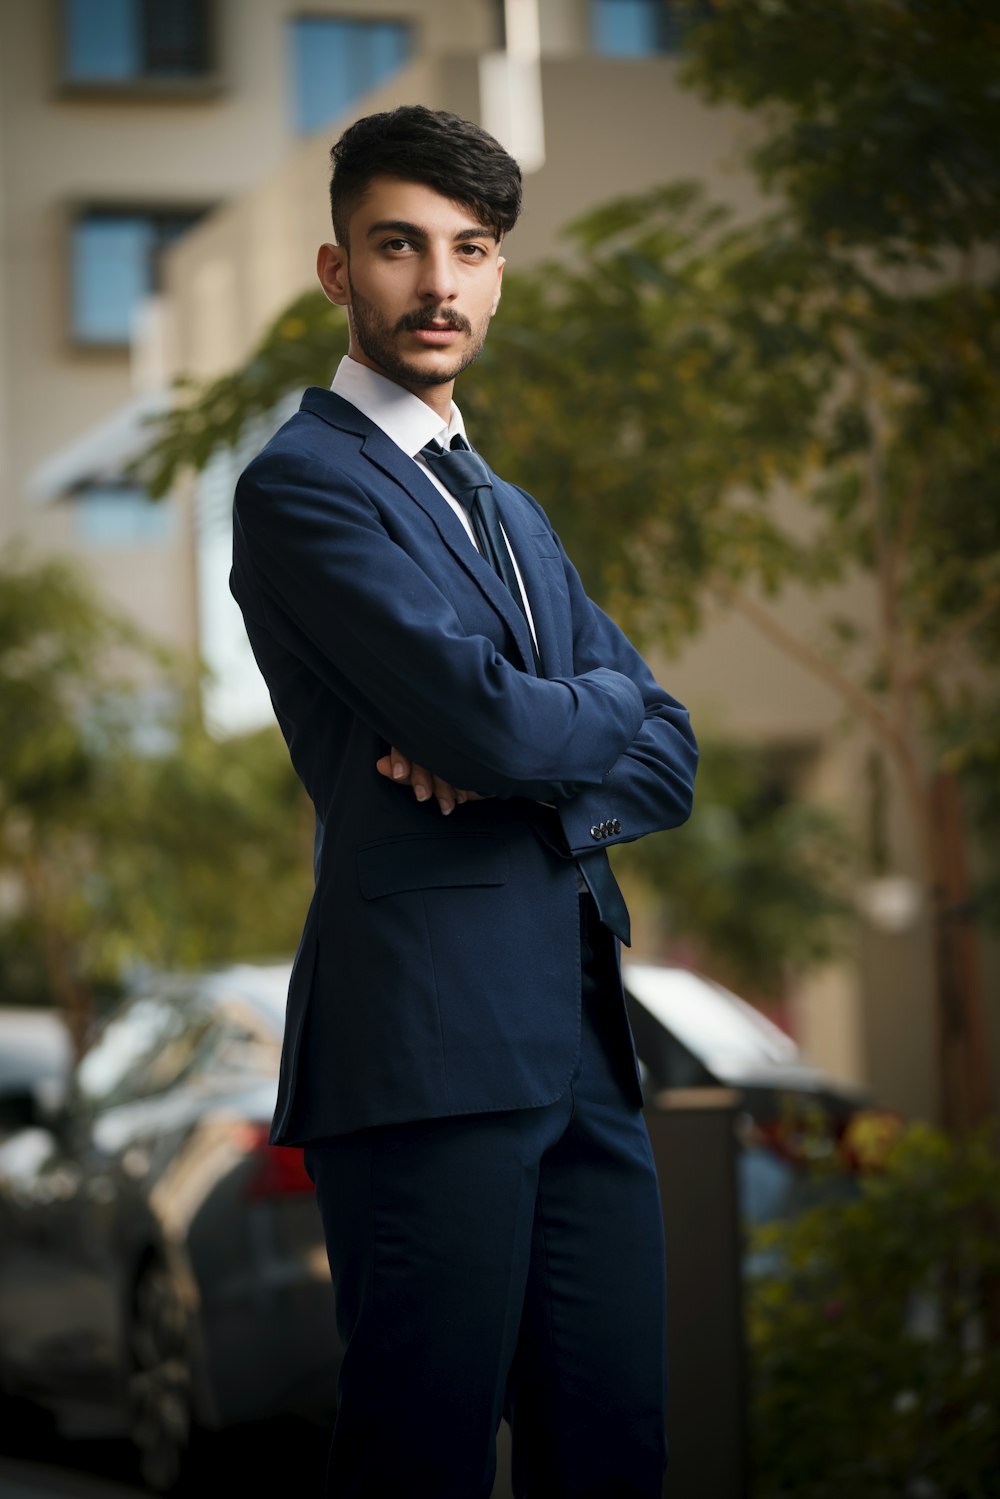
[{"xmin": 329, "ymin": 105, "xmax": 522, "ymax": 247}]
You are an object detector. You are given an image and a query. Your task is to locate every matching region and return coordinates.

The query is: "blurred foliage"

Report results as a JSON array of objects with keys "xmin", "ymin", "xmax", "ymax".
[
  {"xmin": 139, "ymin": 297, "xmax": 348, "ymax": 498},
  {"xmin": 0, "ymin": 549, "xmax": 312, "ymax": 1049},
  {"xmin": 614, "ymin": 738, "xmax": 852, "ymax": 999},
  {"xmin": 681, "ymin": 0, "xmax": 1000, "ymax": 259},
  {"xmin": 748, "ymin": 1121, "xmax": 1000, "ymax": 1497},
  {"xmin": 84, "ymin": 710, "xmax": 314, "ymax": 979}
]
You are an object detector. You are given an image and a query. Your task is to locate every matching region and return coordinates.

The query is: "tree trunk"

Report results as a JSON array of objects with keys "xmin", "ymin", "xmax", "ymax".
[{"xmin": 929, "ymin": 771, "xmax": 994, "ymax": 1134}]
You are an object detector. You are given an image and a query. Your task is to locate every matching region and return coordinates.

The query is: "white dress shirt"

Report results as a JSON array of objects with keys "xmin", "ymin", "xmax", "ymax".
[{"xmin": 331, "ymin": 356, "xmax": 539, "ymax": 649}]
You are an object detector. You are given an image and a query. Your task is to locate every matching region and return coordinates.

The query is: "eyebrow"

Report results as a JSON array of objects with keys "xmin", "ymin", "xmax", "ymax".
[{"xmin": 366, "ymin": 218, "xmax": 497, "ymax": 243}]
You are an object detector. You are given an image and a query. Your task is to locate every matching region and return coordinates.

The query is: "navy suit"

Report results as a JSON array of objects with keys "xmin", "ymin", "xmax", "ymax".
[{"xmin": 231, "ymin": 385, "xmax": 697, "ymax": 1497}]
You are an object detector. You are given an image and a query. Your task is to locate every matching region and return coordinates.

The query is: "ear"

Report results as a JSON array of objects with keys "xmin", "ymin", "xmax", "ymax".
[
  {"xmin": 317, "ymin": 242, "xmax": 350, "ymax": 306},
  {"xmin": 491, "ymin": 255, "xmax": 505, "ymax": 317}
]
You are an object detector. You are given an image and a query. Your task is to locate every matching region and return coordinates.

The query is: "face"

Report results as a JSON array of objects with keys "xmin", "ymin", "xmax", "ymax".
[{"xmin": 317, "ymin": 176, "xmax": 505, "ymax": 414}]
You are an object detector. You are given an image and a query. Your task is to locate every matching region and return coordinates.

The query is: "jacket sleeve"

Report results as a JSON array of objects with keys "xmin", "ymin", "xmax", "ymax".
[
  {"xmin": 545, "ymin": 527, "xmax": 698, "ymax": 856},
  {"xmin": 232, "ymin": 450, "xmax": 645, "ymax": 801}
]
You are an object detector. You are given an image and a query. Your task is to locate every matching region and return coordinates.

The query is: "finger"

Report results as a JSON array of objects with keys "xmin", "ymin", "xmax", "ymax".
[
  {"xmin": 432, "ymin": 775, "xmax": 456, "ymax": 816},
  {"xmin": 390, "ymin": 747, "xmax": 411, "ymax": 783},
  {"xmin": 409, "ymin": 763, "xmax": 433, "ymax": 803},
  {"xmin": 375, "ymin": 754, "xmax": 395, "ymax": 780}
]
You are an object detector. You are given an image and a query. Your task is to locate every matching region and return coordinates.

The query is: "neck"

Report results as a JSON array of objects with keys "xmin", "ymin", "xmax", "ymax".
[
  {"xmin": 408, "ymin": 380, "xmax": 455, "ymax": 421},
  {"xmin": 346, "ymin": 348, "xmax": 455, "ymax": 421}
]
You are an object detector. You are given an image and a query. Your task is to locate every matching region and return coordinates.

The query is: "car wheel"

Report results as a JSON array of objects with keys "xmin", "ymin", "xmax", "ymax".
[{"xmin": 128, "ymin": 1261, "xmax": 195, "ymax": 1493}]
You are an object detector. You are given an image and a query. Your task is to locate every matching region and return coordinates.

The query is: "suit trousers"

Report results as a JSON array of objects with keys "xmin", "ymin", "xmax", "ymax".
[{"xmin": 303, "ymin": 896, "xmax": 668, "ymax": 1499}]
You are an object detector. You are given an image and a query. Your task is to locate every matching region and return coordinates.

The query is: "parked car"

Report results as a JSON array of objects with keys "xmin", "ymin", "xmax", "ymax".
[
  {"xmin": 0, "ymin": 960, "xmax": 872, "ymax": 1491},
  {"xmin": 0, "ymin": 967, "xmax": 337, "ymax": 1492},
  {"xmin": 624, "ymin": 963, "xmax": 872, "ymax": 1226},
  {"xmin": 0, "ymin": 1007, "xmax": 71, "ymax": 1138}
]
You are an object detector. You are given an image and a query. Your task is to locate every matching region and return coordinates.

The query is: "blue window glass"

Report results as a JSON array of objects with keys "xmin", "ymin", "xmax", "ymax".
[
  {"xmin": 72, "ymin": 215, "xmax": 151, "ymax": 343},
  {"xmin": 63, "ymin": 0, "xmax": 210, "ymax": 83},
  {"xmin": 65, "ymin": 0, "xmax": 139, "ymax": 80},
  {"xmin": 71, "ymin": 209, "xmax": 206, "ymax": 346},
  {"xmin": 74, "ymin": 483, "xmax": 176, "ymax": 546},
  {"xmin": 591, "ymin": 0, "xmax": 703, "ymax": 56},
  {"xmin": 290, "ymin": 18, "xmax": 412, "ymax": 136}
]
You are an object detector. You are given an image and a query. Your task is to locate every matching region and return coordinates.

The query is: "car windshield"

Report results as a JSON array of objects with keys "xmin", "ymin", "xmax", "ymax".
[
  {"xmin": 623, "ymin": 964, "xmax": 800, "ymax": 1078},
  {"xmin": 75, "ymin": 993, "xmax": 214, "ymax": 1111}
]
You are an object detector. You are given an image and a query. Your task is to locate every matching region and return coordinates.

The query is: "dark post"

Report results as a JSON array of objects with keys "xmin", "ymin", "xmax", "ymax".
[
  {"xmin": 490, "ymin": 1087, "xmax": 747, "ymax": 1499},
  {"xmin": 645, "ymin": 1088, "xmax": 747, "ymax": 1499}
]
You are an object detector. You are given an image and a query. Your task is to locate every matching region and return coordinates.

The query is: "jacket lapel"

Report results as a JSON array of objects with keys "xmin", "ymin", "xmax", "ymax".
[
  {"xmin": 300, "ymin": 388, "xmax": 540, "ymax": 676},
  {"xmin": 490, "ymin": 477, "xmax": 568, "ymax": 680}
]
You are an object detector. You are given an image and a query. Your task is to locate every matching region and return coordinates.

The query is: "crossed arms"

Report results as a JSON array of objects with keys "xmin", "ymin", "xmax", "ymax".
[{"xmin": 233, "ymin": 448, "xmax": 697, "ymax": 850}]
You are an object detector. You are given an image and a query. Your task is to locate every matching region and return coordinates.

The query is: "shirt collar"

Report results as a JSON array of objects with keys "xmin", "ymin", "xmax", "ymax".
[{"xmin": 331, "ymin": 356, "xmax": 468, "ymax": 457}]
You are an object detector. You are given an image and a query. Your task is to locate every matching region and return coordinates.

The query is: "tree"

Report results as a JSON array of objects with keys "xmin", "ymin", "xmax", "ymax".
[
  {"xmin": 0, "ymin": 549, "xmax": 146, "ymax": 1049},
  {"xmin": 613, "ymin": 738, "xmax": 852, "ymax": 1004},
  {"xmin": 0, "ymin": 550, "xmax": 313, "ymax": 1053},
  {"xmin": 137, "ymin": 2, "xmax": 1000, "ymax": 1125},
  {"xmin": 677, "ymin": 0, "xmax": 1000, "ymax": 1132}
]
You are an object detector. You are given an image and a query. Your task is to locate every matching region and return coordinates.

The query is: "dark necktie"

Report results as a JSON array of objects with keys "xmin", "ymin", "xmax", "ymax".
[
  {"xmin": 422, "ymin": 438, "xmax": 630, "ymax": 945},
  {"xmin": 421, "ymin": 437, "xmax": 536, "ymax": 647}
]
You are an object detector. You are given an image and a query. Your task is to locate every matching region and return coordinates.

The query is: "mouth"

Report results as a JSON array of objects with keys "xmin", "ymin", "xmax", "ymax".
[
  {"xmin": 410, "ymin": 326, "xmax": 463, "ymax": 347},
  {"xmin": 398, "ymin": 309, "xmax": 472, "ymax": 347}
]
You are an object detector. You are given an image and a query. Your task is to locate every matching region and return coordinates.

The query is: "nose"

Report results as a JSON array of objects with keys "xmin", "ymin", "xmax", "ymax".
[{"xmin": 416, "ymin": 243, "xmax": 458, "ymax": 304}]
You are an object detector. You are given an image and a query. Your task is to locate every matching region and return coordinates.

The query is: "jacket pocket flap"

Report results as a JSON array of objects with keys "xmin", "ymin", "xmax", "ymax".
[{"xmin": 357, "ymin": 834, "xmax": 509, "ymax": 900}]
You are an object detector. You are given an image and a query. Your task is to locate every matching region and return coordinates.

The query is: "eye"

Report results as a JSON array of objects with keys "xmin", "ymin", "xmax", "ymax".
[
  {"xmin": 458, "ymin": 243, "xmax": 489, "ymax": 260},
  {"xmin": 381, "ymin": 237, "xmax": 413, "ymax": 253}
]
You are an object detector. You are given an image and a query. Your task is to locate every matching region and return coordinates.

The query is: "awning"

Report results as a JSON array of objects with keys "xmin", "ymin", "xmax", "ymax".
[{"xmin": 28, "ymin": 391, "xmax": 170, "ymax": 501}]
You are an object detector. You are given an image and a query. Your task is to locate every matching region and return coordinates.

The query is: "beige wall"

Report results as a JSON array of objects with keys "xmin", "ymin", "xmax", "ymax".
[{"xmin": 0, "ymin": 0, "xmax": 498, "ymax": 636}]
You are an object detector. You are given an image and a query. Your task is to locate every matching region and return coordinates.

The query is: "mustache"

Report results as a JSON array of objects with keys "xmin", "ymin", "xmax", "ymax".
[{"xmin": 396, "ymin": 308, "xmax": 472, "ymax": 335}]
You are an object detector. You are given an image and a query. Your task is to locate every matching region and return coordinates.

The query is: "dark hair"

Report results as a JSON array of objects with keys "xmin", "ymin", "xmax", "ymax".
[{"xmin": 329, "ymin": 105, "xmax": 522, "ymax": 247}]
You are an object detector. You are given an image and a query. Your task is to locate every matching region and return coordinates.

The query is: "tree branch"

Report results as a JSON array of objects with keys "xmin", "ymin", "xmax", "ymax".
[
  {"xmin": 714, "ymin": 582, "xmax": 897, "ymax": 748},
  {"xmin": 903, "ymin": 581, "xmax": 1000, "ymax": 690},
  {"xmin": 895, "ymin": 470, "xmax": 924, "ymax": 565},
  {"xmin": 717, "ymin": 581, "xmax": 937, "ymax": 869}
]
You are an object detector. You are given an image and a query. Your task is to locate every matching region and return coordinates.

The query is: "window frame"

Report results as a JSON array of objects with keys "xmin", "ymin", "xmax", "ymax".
[
  {"xmin": 56, "ymin": 0, "xmax": 223, "ymax": 100},
  {"xmin": 65, "ymin": 200, "xmax": 213, "ymax": 353},
  {"xmin": 288, "ymin": 10, "xmax": 415, "ymax": 136}
]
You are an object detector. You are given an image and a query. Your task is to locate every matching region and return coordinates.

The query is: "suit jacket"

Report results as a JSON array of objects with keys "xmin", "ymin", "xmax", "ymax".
[{"xmin": 230, "ymin": 386, "xmax": 698, "ymax": 1144}]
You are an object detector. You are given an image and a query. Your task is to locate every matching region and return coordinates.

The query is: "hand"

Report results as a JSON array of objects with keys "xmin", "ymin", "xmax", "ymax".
[{"xmin": 376, "ymin": 746, "xmax": 486, "ymax": 817}]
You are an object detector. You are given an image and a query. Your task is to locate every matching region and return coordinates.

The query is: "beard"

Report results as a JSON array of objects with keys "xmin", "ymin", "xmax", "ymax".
[{"xmin": 347, "ymin": 274, "xmax": 490, "ymax": 387}]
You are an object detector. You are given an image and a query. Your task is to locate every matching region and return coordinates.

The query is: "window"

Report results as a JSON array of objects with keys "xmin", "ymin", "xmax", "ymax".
[
  {"xmin": 290, "ymin": 16, "xmax": 412, "ymax": 135},
  {"xmin": 74, "ymin": 481, "xmax": 176, "ymax": 546},
  {"xmin": 591, "ymin": 0, "xmax": 705, "ymax": 57},
  {"xmin": 62, "ymin": 0, "xmax": 212, "ymax": 85},
  {"xmin": 70, "ymin": 207, "xmax": 207, "ymax": 346}
]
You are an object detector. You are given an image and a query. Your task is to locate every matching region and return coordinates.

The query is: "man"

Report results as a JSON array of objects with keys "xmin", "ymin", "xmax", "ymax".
[{"xmin": 231, "ymin": 105, "xmax": 697, "ymax": 1499}]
